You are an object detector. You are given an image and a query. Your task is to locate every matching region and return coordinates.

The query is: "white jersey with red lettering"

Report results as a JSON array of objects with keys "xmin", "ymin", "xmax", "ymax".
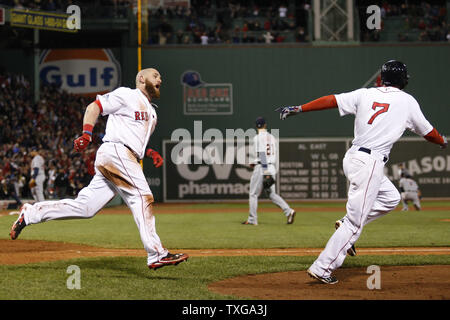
[
  {"xmin": 21, "ymin": 86, "xmax": 168, "ymax": 266},
  {"xmin": 335, "ymin": 86, "xmax": 433, "ymax": 157},
  {"xmin": 97, "ymin": 87, "xmax": 158, "ymax": 160},
  {"xmin": 309, "ymin": 86, "xmax": 436, "ymax": 280}
]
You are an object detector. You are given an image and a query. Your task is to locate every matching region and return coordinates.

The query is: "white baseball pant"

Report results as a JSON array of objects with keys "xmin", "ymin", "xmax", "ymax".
[
  {"xmin": 309, "ymin": 146, "xmax": 400, "ymax": 278},
  {"xmin": 247, "ymin": 164, "xmax": 293, "ymax": 224},
  {"xmin": 23, "ymin": 142, "xmax": 168, "ymax": 265}
]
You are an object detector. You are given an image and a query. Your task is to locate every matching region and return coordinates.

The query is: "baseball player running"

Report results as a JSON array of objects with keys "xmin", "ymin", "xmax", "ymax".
[
  {"xmin": 10, "ymin": 68, "xmax": 189, "ymax": 270},
  {"xmin": 29, "ymin": 148, "xmax": 46, "ymax": 202},
  {"xmin": 399, "ymin": 173, "xmax": 421, "ymax": 211},
  {"xmin": 243, "ymin": 117, "xmax": 296, "ymax": 225},
  {"xmin": 277, "ymin": 60, "xmax": 447, "ymax": 284}
]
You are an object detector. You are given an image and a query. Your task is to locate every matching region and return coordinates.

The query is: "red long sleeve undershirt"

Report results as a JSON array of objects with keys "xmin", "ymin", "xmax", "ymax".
[
  {"xmin": 424, "ymin": 128, "xmax": 445, "ymax": 145},
  {"xmin": 301, "ymin": 95, "xmax": 338, "ymax": 112}
]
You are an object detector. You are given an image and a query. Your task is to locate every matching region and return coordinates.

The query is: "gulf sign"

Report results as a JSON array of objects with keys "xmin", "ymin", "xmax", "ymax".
[{"xmin": 39, "ymin": 49, "xmax": 121, "ymax": 97}]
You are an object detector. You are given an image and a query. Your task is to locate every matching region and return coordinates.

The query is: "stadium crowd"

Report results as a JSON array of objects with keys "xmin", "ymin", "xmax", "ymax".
[
  {"xmin": 359, "ymin": 0, "xmax": 448, "ymax": 42},
  {"xmin": 0, "ymin": 71, "xmax": 105, "ymax": 206},
  {"xmin": 147, "ymin": 0, "xmax": 311, "ymax": 45},
  {"xmin": 1, "ymin": 0, "xmax": 447, "ymax": 44}
]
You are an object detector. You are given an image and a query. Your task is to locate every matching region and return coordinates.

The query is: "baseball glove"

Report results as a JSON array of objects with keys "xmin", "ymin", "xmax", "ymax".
[
  {"xmin": 29, "ymin": 179, "xmax": 36, "ymax": 188},
  {"xmin": 263, "ymin": 175, "xmax": 275, "ymax": 189}
]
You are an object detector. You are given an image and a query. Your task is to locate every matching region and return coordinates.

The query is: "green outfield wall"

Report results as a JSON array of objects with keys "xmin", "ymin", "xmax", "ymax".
[
  {"xmin": 2, "ymin": 44, "xmax": 449, "ymax": 201},
  {"xmin": 140, "ymin": 44, "xmax": 450, "ymax": 145},
  {"xmin": 137, "ymin": 44, "xmax": 450, "ymax": 201}
]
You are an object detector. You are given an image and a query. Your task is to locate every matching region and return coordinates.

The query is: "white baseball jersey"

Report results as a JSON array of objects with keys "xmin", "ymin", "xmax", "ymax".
[
  {"xmin": 23, "ymin": 86, "xmax": 169, "ymax": 266},
  {"xmin": 31, "ymin": 155, "xmax": 45, "ymax": 178},
  {"xmin": 253, "ymin": 130, "xmax": 277, "ymax": 166},
  {"xmin": 97, "ymin": 87, "xmax": 157, "ymax": 159},
  {"xmin": 399, "ymin": 177, "xmax": 419, "ymax": 192},
  {"xmin": 335, "ymin": 87, "xmax": 433, "ymax": 156}
]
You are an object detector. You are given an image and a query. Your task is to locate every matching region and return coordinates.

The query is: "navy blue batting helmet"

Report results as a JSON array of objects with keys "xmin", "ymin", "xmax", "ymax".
[{"xmin": 381, "ymin": 60, "xmax": 409, "ymax": 89}]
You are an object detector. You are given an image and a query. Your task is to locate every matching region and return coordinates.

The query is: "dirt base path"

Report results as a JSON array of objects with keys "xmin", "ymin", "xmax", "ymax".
[
  {"xmin": 1, "ymin": 239, "xmax": 449, "ymax": 265},
  {"xmin": 1, "ymin": 240, "xmax": 449, "ymax": 300}
]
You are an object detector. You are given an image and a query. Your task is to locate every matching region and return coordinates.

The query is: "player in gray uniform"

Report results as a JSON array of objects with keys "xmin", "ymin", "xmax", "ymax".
[
  {"xmin": 243, "ymin": 117, "xmax": 296, "ymax": 225},
  {"xmin": 399, "ymin": 173, "xmax": 421, "ymax": 211},
  {"xmin": 29, "ymin": 148, "xmax": 46, "ymax": 202}
]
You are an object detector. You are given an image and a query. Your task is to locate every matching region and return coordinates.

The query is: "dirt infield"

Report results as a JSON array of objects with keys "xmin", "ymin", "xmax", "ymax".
[
  {"xmin": 1, "ymin": 239, "xmax": 449, "ymax": 299},
  {"xmin": 209, "ymin": 265, "xmax": 450, "ymax": 300}
]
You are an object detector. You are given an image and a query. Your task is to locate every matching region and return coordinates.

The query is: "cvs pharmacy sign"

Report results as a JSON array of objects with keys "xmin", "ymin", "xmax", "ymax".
[{"xmin": 39, "ymin": 49, "xmax": 121, "ymax": 97}]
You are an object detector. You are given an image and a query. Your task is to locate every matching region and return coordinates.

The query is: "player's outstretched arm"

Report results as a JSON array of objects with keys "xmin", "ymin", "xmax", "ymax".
[
  {"xmin": 423, "ymin": 128, "xmax": 447, "ymax": 149},
  {"xmin": 73, "ymin": 101, "xmax": 102, "ymax": 152},
  {"xmin": 275, "ymin": 95, "xmax": 338, "ymax": 120}
]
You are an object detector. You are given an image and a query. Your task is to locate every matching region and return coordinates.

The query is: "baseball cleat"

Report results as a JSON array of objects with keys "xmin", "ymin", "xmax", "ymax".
[
  {"xmin": 242, "ymin": 221, "xmax": 258, "ymax": 225},
  {"xmin": 10, "ymin": 204, "xmax": 30, "ymax": 240},
  {"xmin": 287, "ymin": 210, "xmax": 296, "ymax": 224},
  {"xmin": 148, "ymin": 252, "xmax": 189, "ymax": 270},
  {"xmin": 335, "ymin": 219, "xmax": 357, "ymax": 256},
  {"xmin": 307, "ymin": 268, "xmax": 338, "ymax": 284}
]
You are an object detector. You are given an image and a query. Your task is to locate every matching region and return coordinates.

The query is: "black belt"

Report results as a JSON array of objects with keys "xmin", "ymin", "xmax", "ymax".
[
  {"xmin": 358, "ymin": 147, "xmax": 388, "ymax": 163},
  {"xmin": 124, "ymin": 144, "xmax": 140, "ymax": 160}
]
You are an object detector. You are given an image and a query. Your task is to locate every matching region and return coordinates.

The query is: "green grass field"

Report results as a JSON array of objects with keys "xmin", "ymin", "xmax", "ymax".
[{"xmin": 0, "ymin": 201, "xmax": 449, "ymax": 300}]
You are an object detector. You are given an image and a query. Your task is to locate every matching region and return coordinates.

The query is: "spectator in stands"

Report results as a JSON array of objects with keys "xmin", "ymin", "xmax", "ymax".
[
  {"xmin": 232, "ymin": 27, "xmax": 241, "ymax": 43},
  {"xmin": 278, "ymin": 4, "xmax": 288, "ymax": 18},
  {"xmin": 241, "ymin": 32, "xmax": 255, "ymax": 43},
  {"xmin": 252, "ymin": 5, "xmax": 260, "ymax": 17},
  {"xmin": 263, "ymin": 31, "xmax": 274, "ymax": 43},
  {"xmin": 201, "ymin": 32, "xmax": 209, "ymax": 44},
  {"xmin": 274, "ymin": 32, "xmax": 285, "ymax": 43},
  {"xmin": 0, "ymin": 71, "xmax": 105, "ymax": 200},
  {"xmin": 295, "ymin": 27, "xmax": 308, "ymax": 42},
  {"xmin": 182, "ymin": 34, "xmax": 191, "ymax": 44},
  {"xmin": 54, "ymin": 166, "xmax": 69, "ymax": 199},
  {"xmin": 176, "ymin": 29, "xmax": 184, "ymax": 44},
  {"xmin": 0, "ymin": 171, "xmax": 22, "ymax": 209}
]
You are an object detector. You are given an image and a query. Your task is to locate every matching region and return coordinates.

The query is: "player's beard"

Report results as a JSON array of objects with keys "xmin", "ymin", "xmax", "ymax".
[{"xmin": 145, "ymin": 79, "xmax": 160, "ymax": 99}]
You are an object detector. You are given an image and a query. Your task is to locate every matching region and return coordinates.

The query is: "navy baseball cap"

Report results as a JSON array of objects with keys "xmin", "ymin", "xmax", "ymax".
[
  {"xmin": 181, "ymin": 71, "xmax": 203, "ymax": 87},
  {"xmin": 255, "ymin": 117, "xmax": 266, "ymax": 128}
]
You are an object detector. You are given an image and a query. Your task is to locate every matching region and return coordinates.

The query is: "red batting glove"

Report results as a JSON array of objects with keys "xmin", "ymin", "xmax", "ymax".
[
  {"xmin": 146, "ymin": 148, "xmax": 164, "ymax": 168},
  {"xmin": 74, "ymin": 133, "xmax": 92, "ymax": 152}
]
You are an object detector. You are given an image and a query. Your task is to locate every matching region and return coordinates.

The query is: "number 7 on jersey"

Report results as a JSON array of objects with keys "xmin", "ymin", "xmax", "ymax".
[{"xmin": 368, "ymin": 102, "xmax": 390, "ymax": 124}]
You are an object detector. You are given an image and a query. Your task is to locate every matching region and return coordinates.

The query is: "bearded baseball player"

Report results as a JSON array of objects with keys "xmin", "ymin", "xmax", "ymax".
[
  {"xmin": 243, "ymin": 117, "xmax": 296, "ymax": 225},
  {"xmin": 277, "ymin": 60, "xmax": 447, "ymax": 284},
  {"xmin": 10, "ymin": 68, "xmax": 189, "ymax": 270}
]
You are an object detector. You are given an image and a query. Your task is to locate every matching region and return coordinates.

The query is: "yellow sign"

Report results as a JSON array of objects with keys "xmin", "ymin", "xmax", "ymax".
[{"xmin": 10, "ymin": 9, "xmax": 77, "ymax": 33}]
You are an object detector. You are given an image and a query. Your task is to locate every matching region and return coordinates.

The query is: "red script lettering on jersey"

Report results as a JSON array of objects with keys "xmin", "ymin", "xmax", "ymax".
[
  {"xmin": 135, "ymin": 111, "xmax": 149, "ymax": 121},
  {"xmin": 368, "ymin": 102, "xmax": 390, "ymax": 124}
]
